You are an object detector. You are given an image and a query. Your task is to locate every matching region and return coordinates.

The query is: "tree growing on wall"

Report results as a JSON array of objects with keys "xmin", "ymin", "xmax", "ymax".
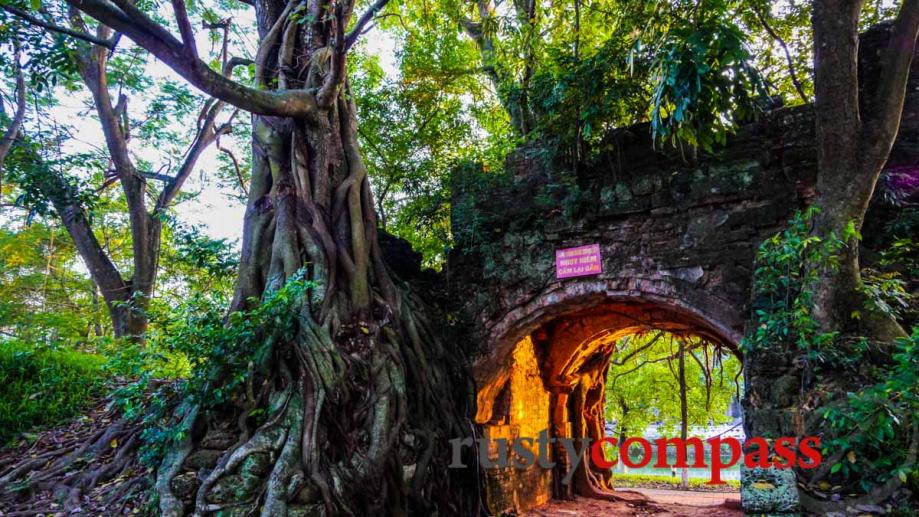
[
  {"xmin": 0, "ymin": 0, "xmax": 474, "ymax": 514},
  {"xmin": 809, "ymin": 0, "xmax": 918, "ymax": 340}
]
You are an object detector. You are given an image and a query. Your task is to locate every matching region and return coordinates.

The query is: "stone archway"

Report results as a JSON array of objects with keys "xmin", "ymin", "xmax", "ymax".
[
  {"xmin": 470, "ymin": 282, "xmax": 742, "ymax": 515},
  {"xmin": 472, "ymin": 278, "xmax": 743, "ymax": 425},
  {"xmin": 449, "ymin": 29, "xmax": 919, "ymax": 512}
]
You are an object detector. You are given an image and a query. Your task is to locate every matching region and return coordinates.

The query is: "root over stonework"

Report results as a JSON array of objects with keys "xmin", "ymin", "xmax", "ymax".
[
  {"xmin": 1, "ymin": 0, "xmax": 481, "ymax": 513},
  {"xmin": 0, "ymin": 283, "xmax": 478, "ymax": 517}
]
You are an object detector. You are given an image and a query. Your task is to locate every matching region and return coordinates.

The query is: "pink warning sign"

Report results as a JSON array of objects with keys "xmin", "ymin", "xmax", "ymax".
[{"xmin": 555, "ymin": 243, "xmax": 602, "ymax": 279}]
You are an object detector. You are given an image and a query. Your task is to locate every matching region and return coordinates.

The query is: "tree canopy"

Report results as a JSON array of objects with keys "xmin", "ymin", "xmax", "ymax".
[{"xmin": 604, "ymin": 332, "xmax": 742, "ymax": 439}]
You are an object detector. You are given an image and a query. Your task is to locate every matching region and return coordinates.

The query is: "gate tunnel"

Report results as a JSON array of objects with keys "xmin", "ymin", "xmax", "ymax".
[{"xmin": 471, "ymin": 297, "xmax": 740, "ymax": 514}]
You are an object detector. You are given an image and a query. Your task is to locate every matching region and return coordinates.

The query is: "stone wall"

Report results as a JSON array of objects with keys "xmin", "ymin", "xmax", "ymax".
[
  {"xmin": 452, "ymin": 101, "xmax": 819, "ymax": 419},
  {"xmin": 449, "ymin": 22, "xmax": 919, "ymax": 515}
]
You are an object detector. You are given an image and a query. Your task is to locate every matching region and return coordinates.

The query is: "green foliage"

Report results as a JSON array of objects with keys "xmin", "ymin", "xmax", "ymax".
[
  {"xmin": 111, "ymin": 272, "xmax": 315, "ymax": 465},
  {"xmin": 350, "ymin": 21, "xmax": 515, "ymax": 268},
  {"xmin": 821, "ymin": 328, "xmax": 919, "ymax": 492},
  {"xmin": 746, "ymin": 209, "xmax": 919, "ymax": 493},
  {"xmin": 860, "ymin": 268, "xmax": 911, "ymax": 322},
  {"xmin": 743, "ymin": 208, "xmax": 842, "ymax": 355},
  {"xmin": 863, "ymin": 233, "xmax": 919, "ymax": 327},
  {"xmin": 0, "ymin": 3, "xmax": 81, "ymax": 94},
  {"xmin": 737, "ymin": 0, "xmax": 897, "ymax": 106},
  {"xmin": 0, "ymin": 340, "xmax": 107, "ymax": 445},
  {"xmin": 605, "ymin": 332, "xmax": 742, "ymax": 438},
  {"xmin": 613, "ymin": 472, "xmax": 740, "ymax": 490},
  {"xmin": 448, "ymin": 161, "xmax": 514, "ymax": 251},
  {"xmin": 527, "ymin": 37, "xmax": 646, "ymax": 153},
  {"xmin": 647, "ymin": 4, "xmax": 767, "ymax": 151},
  {"xmin": 157, "ymin": 221, "xmax": 239, "ymax": 299},
  {"xmin": 0, "ymin": 220, "xmax": 107, "ymax": 346}
]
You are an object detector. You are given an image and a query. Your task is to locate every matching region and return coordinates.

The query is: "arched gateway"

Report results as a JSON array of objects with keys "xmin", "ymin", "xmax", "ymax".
[
  {"xmin": 449, "ymin": 26, "xmax": 919, "ymax": 513},
  {"xmin": 469, "ymin": 283, "xmax": 742, "ymax": 512}
]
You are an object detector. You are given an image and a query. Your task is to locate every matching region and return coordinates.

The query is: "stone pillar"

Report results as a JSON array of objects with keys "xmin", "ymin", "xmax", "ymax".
[{"xmin": 742, "ymin": 348, "xmax": 802, "ymax": 515}]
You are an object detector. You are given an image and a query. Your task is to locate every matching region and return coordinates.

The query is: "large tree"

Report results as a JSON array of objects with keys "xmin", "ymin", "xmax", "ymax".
[
  {"xmin": 809, "ymin": 0, "xmax": 919, "ymax": 341},
  {"xmin": 1, "ymin": 0, "xmax": 473, "ymax": 514}
]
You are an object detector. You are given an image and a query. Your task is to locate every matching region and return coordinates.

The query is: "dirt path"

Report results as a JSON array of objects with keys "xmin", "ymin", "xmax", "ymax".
[
  {"xmin": 522, "ymin": 490, "xmax": 743, "ymax": 517},
  {"xmin": 625, "ymin": 488, "xmax": 739, "ymax": 506}
]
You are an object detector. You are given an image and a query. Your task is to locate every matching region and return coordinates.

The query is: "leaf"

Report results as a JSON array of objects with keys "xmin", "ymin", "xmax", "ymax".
[
  {"xmin": 110, "ymin": 439, "xmax": 118, "ymax": 449},
  {"xmin": 846, "ymin": 451, "xmax": 856, "ymax": 463},
  {"xmin": 29, "ymin": 0, "xmax": 42, "ymax": 10}
]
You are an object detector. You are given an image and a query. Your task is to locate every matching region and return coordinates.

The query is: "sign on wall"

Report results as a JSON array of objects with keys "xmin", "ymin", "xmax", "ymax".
[{"xmin": 555, "ymin": 243, "xmax": 602, "ymax": 279}]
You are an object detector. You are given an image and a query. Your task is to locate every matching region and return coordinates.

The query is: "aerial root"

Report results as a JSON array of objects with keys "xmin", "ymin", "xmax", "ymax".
[{"xmin": 0, "ymin": 406, "xmax": 147, "ymax": 515}]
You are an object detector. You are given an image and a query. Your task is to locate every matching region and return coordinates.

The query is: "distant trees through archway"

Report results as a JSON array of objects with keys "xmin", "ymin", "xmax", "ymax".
[{"xmin": 603, "ymin": 331, "xmax": 743, "ymax": 488}]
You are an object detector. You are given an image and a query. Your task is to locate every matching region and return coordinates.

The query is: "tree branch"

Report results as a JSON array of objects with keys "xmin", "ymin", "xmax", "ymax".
[
  {"xmin": 64, "ymin": 0, "xmax": 318, "ymax": 118},
  {"xmin": 0, "ymin": 4, "xmax": 117, "ymax": 49},
  {"xmin": 317, "ymin": 0, "xmax": 351, "ymax": 108},
  {"xmin": 224, "ymin": 56, "xmax": 253, "ymax": 76},
  {"xmin": 754, "ymin": 6, "xmax": 808, "ymax": 105},
  {"xmin": 0, "ymin": 41, "xmax": 27, "ymax": 188},
  {"xmin": 170, "ymin": 0, "xmax": 198, "ymax": 60},
  {"xmin": 31, "ymin": 153, "xmax": 129, "ymax": 304},
  {"xmin": 344, "ymin": 0, "xmax": 391, "ymax": 51},
  {"xmin": 154, "ymin": 17, "xmax": 241, "ymax": 209},
  {"xmin": 216, "ymin": 134, "xmax": 247, "ymax": 196},
  {"xmin": 156, "ymin": 104, "xmax": 236, "ymax": 211},
  {"xmin": 608, "ymin": 331, "xmax": 664, "ymax": 366}
]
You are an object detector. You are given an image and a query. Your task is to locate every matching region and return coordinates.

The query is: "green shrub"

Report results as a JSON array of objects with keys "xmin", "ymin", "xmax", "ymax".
[
  {"xmin": 613, "ymin": 472, "xmax": 740, "ymax": 490},
  {"xmin": 0, "ymin": 340, "xmax": 107, "ymax": 445}
]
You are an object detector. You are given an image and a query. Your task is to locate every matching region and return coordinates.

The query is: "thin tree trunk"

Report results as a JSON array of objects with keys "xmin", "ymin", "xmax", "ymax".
[
  {"xmin": 678, "ymin": 340, "xmax": 688, "ymax": 489},
  {"xmin": 0, "ymin": 40, "xmax": 26, "ymax": 189}
]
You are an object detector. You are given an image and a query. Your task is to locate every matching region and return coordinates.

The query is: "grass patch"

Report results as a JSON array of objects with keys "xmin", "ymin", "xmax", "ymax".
[
  {"xmin": 0, "ymin": 340, "xmax": 108, "ymax": 445},
  {"xmin": 614, "ymin": 473, "xmax": 740, "ymax": 490}
]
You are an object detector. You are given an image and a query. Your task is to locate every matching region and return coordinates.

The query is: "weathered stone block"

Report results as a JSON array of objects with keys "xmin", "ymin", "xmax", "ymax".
[{"xmin": 741, "ymin": 466, "xmax": 801, "ymax": 515}]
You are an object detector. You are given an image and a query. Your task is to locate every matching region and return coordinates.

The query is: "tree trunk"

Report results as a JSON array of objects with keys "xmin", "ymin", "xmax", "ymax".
[
  {"xmin": 678, "ymin": 341, "xmax": 688, "ymax": 489},
  {"xmin": 810, "ymin": 0, "xmax": 918, "ymax": 342},
  {"xmin": 789, "ymin": 4, "xmax": 919, "ymax": 513},
  {"xmin": 109, "ymin": 295, "xmax": 151, "ymax": 340},
  {"xmin": 151, "ymin": 3, "xmax": 475, "ymax": 514},
  {"xmin": 460, "ymin": 0, "xmax": 537, "ymax": 137}
]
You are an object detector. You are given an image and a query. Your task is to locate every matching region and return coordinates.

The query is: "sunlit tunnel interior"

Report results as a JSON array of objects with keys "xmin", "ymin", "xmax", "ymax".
[{"xmin": 474, "ymin": 300, "xmax": 744, "ymax": 513}]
